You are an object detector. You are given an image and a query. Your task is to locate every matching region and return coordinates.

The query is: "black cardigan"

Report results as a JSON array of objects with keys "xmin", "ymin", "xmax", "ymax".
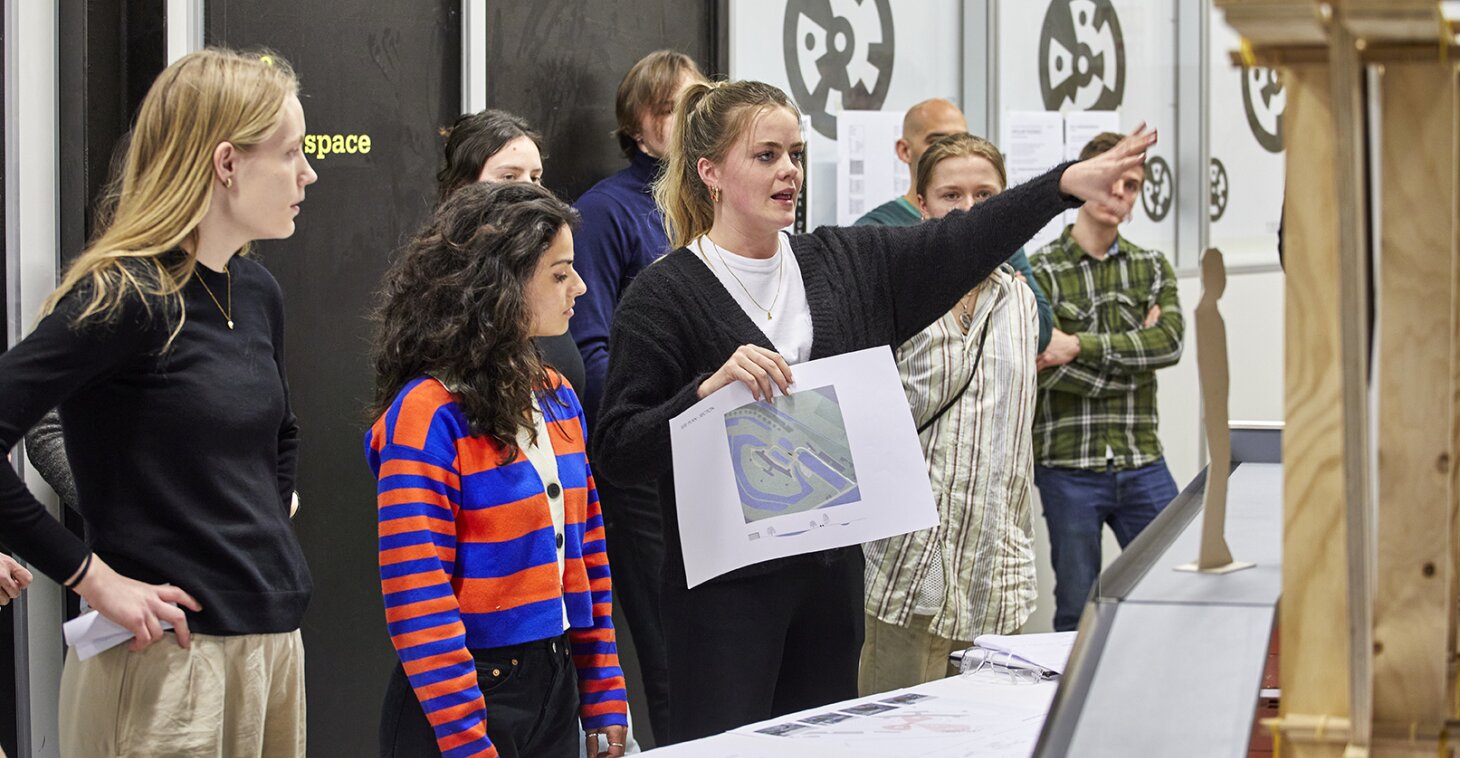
[{"xmin": 592, "ymin": 163, "xmax": 1077, "ymax": 585}]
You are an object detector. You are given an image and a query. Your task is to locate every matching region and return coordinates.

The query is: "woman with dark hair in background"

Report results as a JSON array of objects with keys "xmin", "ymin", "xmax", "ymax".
[
  {"xmin": 368, "ymin": 181, "xmax": 628, "ymax": 758},
  {"xmin": 438, "ymin": 109, "xmax": 586, "ymax": 391},
  {"xmin": 568, "ymin": 48, "xmax": 705, "ymax": 745},
  {"xmin": 592, "ymin": 78, "xmax": 1155, "ymax": 740},
  {"xmin": 0, "ymin": 48, "xmax": 317, "ymax": 756}
]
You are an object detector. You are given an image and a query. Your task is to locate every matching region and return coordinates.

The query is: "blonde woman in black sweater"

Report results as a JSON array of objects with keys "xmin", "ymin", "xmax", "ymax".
[
  {"xmin": 0, "ymin": 49, "xmax": 315, "ymax": 756},
  {"xmin": 591, "ymin": 79, "xmax": 1154, "ymax": 743}
]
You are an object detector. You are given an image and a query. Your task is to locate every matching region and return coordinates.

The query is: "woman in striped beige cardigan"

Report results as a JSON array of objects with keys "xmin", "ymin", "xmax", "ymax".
[{"xmin": 859, "ymin": 133, "xmax": 1040, "ymax": 695}]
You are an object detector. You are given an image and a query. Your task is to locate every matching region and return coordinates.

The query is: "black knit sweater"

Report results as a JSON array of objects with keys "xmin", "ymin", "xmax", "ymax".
[
  {"xmin": 591, "ymin": 163, "xmax": 1078, "ymax": 586},
  {"xmin": 0, "ymin": 254, "xmax": 312, "ymax": 634}
]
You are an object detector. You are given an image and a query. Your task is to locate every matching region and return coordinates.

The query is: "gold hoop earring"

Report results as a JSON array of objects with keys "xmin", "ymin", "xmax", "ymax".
[{"xmin": 224, "ymin": 177, "xmax": 233, "ymax": 189}]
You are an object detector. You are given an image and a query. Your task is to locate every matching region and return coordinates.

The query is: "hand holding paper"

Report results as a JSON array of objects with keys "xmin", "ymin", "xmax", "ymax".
[
  {"xmin": 698, "ymin": 344, "xmax": 794, "ymax": 401},
  {"xmin": 672, "ymin": 346, "xmax": 939, "ymax": 586},
  {"xmin": 73, "ymin": 555, "xmax": 200, "ymax": 651}
]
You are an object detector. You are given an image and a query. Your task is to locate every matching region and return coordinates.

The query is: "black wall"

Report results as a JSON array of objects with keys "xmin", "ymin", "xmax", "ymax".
[
  {"xmin": 204, "ymin": 3, "xmax": 460, "ymax": 755},
  {"xmin": 483, "ymin": 0, "xmax": 719, "ymax": 201}
]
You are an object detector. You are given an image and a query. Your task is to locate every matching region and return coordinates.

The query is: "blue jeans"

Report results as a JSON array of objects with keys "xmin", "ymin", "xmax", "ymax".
[{"xmin": 1035, "ymin": 459, "xmax": 1178, "ymax": 631}]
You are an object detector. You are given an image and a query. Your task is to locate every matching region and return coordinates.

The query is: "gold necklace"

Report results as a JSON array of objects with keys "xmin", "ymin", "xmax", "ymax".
[
  {"xmin": 705, "ymin": 236, "xmax": 784, "ymax": 320},
  {"xmin": 195, "ymin": 266, "xmax": 233, "ymax": 330}
]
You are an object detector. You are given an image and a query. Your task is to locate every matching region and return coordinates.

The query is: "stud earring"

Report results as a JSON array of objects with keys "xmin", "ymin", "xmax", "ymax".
[{"xmin": 224, "ymin": 177, "xmax": 233, "ymax": 189}]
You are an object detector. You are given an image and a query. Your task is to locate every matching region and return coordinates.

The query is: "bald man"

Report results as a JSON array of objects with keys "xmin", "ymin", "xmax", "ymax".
[{"xmin": 854, "ymin": 98, "xmax": 967, "ymax": 226}]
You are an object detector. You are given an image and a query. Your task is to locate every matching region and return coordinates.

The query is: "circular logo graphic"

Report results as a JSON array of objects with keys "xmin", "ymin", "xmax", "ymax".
[
  {"xmin": 783, "ymin": 0, "xmax": 895, "ymax": 140},
  {"xmin": 1141, "ymin": 155, "xmax": 1173, "ymax": 222},
  {"xmin": 1242, "ymin": 66, "xmax": 1285, "ymax": 153},
  {"xmin": 1209, "ymin": 157, "xmax": 1229, "ymax": 222},
  {"xmin": 1039, "ymin": 0, "xmax": 1126, "ymax": 111}
]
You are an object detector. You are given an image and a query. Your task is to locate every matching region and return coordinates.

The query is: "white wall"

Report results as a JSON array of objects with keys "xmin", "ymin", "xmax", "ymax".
[
  {"xmin": 5, "ymin": 1, "xmax": 63, "ymax": 754},
  {"xmin": 1023, "ymin": 266, "xmax": 1285, "ymax": 632}
]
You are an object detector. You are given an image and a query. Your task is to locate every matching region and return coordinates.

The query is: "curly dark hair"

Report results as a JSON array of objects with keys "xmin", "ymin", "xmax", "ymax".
[
  {"xmin": 437, "ymin": 109, "xmax": 544, "ymax": 203},
  {"xmin": 370, "ymin": 181, "xmax": 579, "ymax": 461}
]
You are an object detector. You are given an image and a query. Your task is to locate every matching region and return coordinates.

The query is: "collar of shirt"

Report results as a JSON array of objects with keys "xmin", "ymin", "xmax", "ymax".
[
  {"xmin": 1057, "ymin": 225, "xmax": 1128, "ymax": 264},
  {"xmin": 628, "ymin": 148, "xmax": 662, "ymax": 188}
]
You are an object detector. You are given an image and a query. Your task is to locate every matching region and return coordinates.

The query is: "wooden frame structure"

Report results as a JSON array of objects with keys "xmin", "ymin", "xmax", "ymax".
[{"xmin": 1213, "ymin": 1, "xmax": 1459, "ymax": 755}]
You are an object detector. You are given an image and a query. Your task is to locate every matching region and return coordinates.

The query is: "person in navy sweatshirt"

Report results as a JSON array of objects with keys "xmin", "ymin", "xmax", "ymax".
[{"xmin": 567, "ymin": 49, "xmax": 704, "ymax": 747}]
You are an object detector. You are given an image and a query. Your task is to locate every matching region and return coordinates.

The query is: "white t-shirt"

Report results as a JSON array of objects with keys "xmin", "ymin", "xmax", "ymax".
[{"xmin": 691, "ymin": 233, "xmax": 814, "ymax": 365}]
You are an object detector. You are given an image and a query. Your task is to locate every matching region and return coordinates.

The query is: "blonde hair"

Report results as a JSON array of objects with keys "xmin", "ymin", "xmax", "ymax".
[
  {"xmin": 653, "ymin": 80, "xmax": 800, "ymax": 250},
  {"xmin": 914, "ymin": 132, "xmax": 1007, "ymax": 198},
  {"xmin": 41, "ymin": 47, "xmax": 298, "ymax": 339}
]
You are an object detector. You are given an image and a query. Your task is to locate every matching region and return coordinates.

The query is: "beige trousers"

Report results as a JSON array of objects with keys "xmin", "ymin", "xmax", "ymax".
[
  {"xmin": 857, "ymin": 613, "xmax": 972, "ymax": 697},
  {"xmin": 59, "ymin": 629, "xmax": 305, "ymax": 758}
]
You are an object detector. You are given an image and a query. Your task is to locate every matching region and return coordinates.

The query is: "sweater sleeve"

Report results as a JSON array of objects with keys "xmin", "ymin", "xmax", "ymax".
[
  {"xmin": 371, "ymin": 428, "xmax": 498, "ymax": 758},
  {"xmin": 22, "ymin": 409, "xmax": 78, "ymax": 508},
  {"xmin": 589, "ymin": 280, "xmax": 707, "ymax": 487},
  {"xmin": 269, "ymin": 279, "xmax": 300, "ymax": 514},
  {"xmin": 570, "ymin": 452, "xmax": 630, "ymax": 731},
  {"xmin": 817, "ymin": 163, "xmax": 1079, "ymax": 347},
  {"xmin": 568, "ymin": 194, "xmax": 628, "ymax": 424},
  {"xmin": 0, "ymin": 293, "xmax": 158, "ymax": 582}
]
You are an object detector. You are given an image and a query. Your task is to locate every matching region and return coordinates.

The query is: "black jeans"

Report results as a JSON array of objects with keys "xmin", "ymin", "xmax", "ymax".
[
  {"xmin": 379, "ymin": 634, "xmax": 579, "ymax": 758},
  {"xmin": 661, "ymin": 549, "xmax": 864, "ymax": 743},
  {"xmin": 597, "ymin": 476, "xmax": 671, "ymax": 745}
]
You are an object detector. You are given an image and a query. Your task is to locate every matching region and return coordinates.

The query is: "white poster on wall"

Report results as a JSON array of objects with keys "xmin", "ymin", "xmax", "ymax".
[
  {"xmin": 669, "ymin": 347, "xmax": 938, "ymax": 588},
  {"xmin": 730, "ymin": 0, "xmax": 964, "ymax": 230},
  {"xmin": 1208, "ymin": 9, "xmax": 1285, "ymax": 268},
  {"xmin": 998, "ymin": 0, "xmax": 1177, "ymax": 261},
  {"xmin": 836, "ymin": 110, "xmax": 909, "ymax": 226},
  {"xmin": 1064, "ymin": 110, "xmax": 1122, "ymax": 161},
  {"xmin": 1002, "ymin": 111, "xmax": 1068, "ymax": 249}
]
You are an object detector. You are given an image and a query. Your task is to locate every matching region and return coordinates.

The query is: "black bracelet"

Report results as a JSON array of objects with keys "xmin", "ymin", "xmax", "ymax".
[{"xmin": 64, "ymin": 553, "xmax": 93, "ymax": 589}]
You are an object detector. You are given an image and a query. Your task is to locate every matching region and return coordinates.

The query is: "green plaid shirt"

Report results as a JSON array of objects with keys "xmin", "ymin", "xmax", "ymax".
[{"xmin": 1028, "ymin": 226, "xmax": 1184, "ymax": 470}]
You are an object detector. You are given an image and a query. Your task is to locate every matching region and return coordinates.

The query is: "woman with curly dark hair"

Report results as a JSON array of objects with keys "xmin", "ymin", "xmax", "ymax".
[
  {"xmin": 367, "ymin": 180, "xmax": 628, "ymax": 758},
  {"xmin": 436, "ymin": 108, "xmax": 586, "ymax": 395}
]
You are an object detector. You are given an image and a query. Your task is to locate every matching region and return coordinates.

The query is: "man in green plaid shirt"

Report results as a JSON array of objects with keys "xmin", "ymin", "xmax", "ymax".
[{"xmin": 1028, "ymin": 132, "xmax": 1185, "ymax": 631}]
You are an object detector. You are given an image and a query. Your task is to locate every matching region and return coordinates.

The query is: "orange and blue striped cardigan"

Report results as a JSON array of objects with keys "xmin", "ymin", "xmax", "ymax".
[{"xmin": 366, "ymin": 374, "xmax": 627, "ymax": 758}]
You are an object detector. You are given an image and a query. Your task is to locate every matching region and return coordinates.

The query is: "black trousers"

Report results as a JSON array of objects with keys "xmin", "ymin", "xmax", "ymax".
[
  {"xmin": 597, "ymin": 476, "xmax": 671, "ymax": 745},
  {"xmin": 661, "ymin": 549, "xmax": 864, "ymax": 743},
  {"xmin": 379, "ymin": 634, "xmax": 579, "ymax": 758}
]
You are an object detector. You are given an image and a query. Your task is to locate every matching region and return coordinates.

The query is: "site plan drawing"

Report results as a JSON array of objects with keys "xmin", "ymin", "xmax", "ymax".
[
  {"xmin": 670, "ymin": 346, "xmax": 938, "ymax": 587},
  {"xmin": 724, "ymin": 385, "xmax": 861, "ymax": 528}
]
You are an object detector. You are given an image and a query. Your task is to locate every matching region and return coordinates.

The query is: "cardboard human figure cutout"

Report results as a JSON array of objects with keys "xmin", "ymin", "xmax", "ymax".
[{"xmin": 1177, "ymin": 248, "xmax": 1255, "ymax": 574}]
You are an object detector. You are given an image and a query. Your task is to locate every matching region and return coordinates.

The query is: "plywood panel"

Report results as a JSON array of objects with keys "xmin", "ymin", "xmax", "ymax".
[
  {"xmin": 1372, "ymin": 61, "xmax": 1458, "ymax": 727},
  {"xmin": 1280, "ymin": 62, "xmax": 1350, "ymax": 758}
]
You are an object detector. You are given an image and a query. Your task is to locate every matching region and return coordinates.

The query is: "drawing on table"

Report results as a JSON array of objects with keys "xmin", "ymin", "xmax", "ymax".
[
  {"xmin": 723, "ymin": 385, "xmax": 861, "ymax": 527},
  {"xmin": 800, "ymin": 712, "xmax": 855, "ymax": 726},
  {"xmin": 755, "ymin": 722, "xmax": 812, "ymax": 737},
  {"xmin": 881, "ymin": 692, "xmax": 932, "ymax": 705},
  {"xmin": 840, "ymin": 702, "xmax": 898, "ymax": 716}
]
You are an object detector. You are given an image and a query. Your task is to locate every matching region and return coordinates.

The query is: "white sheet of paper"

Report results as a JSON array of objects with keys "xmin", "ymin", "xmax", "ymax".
[
  {"xmin": 836, "ymin": 110, "xmax": 909, "ymax": 226},
  {"xmin": 670, "ymin": 346, "xmax": 938, "ymax": 588},
  {"xmin": 1002, "ymin": 110, "xmax": 1068, "ymax": 250},
  {"xmin": 1063, "ymin": 110, "xmax": 1122, "ymax": 161},
  {"xmin": 63, "ymin": 609, "xmax": 173, "ymax": 660},
  {"xmin": 973, "ymin": 631, "xmax": 1077, "ymax": 674},
  {"xmin": 725, "ymin": 675, "xmax": 1059, "ymax": 758}
]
